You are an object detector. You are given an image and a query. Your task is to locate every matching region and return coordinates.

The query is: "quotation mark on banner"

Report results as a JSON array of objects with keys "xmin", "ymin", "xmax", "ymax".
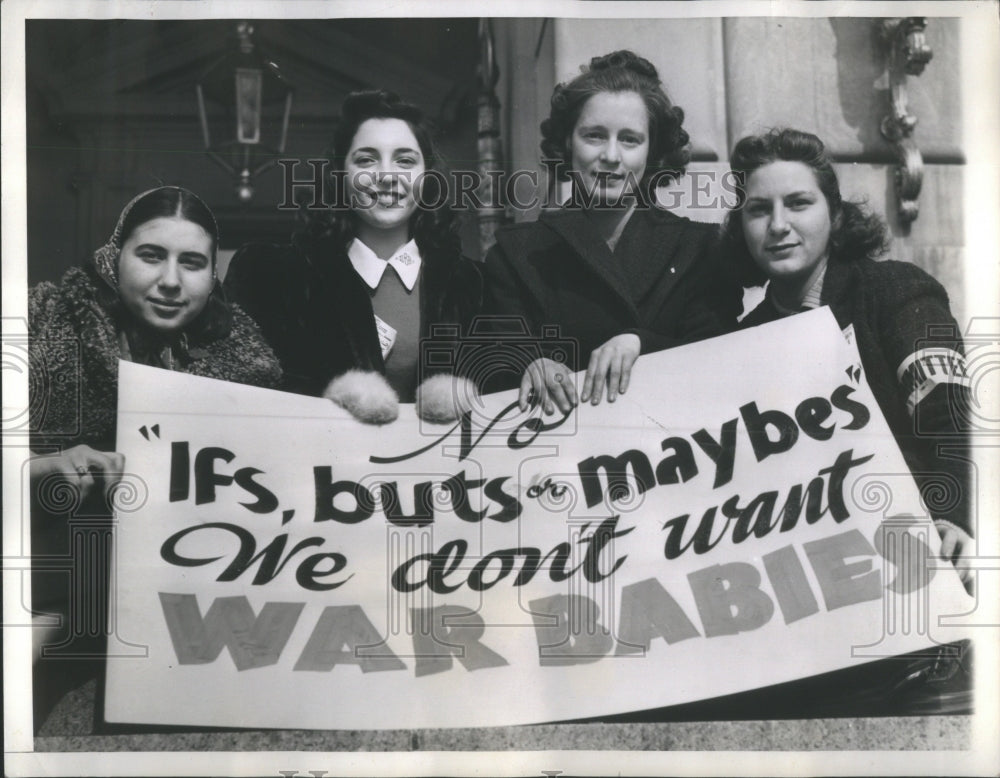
[
  {"xmin": 139, "ymin": 424, "xmax": 161, "ymax": 440},
  {"xmin": 845, "ymin": 364, "xmax": 862, "ymax": 384}
]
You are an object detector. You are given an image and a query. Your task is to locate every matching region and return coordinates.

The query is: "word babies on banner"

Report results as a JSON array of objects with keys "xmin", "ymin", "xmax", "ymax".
[{"xmin": 105, "ymin": 308, "xmax": 972, "ymax": 730}]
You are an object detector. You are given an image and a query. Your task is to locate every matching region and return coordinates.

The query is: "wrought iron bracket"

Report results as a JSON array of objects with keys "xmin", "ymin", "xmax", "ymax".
[{"xmin": 878, "ymin": 17, "xmax": 933, "ymax": 225}]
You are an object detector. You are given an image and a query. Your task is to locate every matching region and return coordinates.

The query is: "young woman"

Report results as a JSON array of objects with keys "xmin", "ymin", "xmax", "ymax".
[
  {"xmin": 225, "ymin": 89, "xmax": 482, "ymax": 423},
  {"xmin": 28, "ymin": 185, "xmax": 281, "ymax": 730},
  {"xmin": 30, "ymin": 186, "xmax": 282, "ymax": 496},
  {"xmin": 724, "ymin": 128, "xmax": 974, "ymax": 590},
  {"xmin": 484, "ymin": 50, "xmax": 742, "ymax": 414}
]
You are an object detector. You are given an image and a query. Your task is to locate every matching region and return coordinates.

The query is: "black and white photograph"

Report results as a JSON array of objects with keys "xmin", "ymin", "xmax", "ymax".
[{"xmin": 3, "ymin": 1, "xmax": 999, "ymax": 775}]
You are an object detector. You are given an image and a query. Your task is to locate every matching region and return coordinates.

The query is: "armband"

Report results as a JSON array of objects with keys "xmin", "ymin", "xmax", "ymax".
[{"xmin": 896, "ymin": 348, "xmax": 971, "ymax": 415}]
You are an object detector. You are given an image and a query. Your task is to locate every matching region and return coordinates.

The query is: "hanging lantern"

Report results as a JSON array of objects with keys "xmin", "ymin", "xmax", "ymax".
[{"xmin": 196, "ymin": 21, "xmax": 294, "ymax": 202}]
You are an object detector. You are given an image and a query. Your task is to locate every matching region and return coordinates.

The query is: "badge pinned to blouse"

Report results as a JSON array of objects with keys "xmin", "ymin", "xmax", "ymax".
[{"xmin": 374, "ymin": 315, "xmax": 397, "ymax": 359}]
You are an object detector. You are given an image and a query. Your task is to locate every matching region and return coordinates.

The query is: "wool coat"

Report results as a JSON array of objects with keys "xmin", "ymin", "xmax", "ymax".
[
  {"xmin": 483, "ymin": 205, "xmax": 742, "ymax": 386},
  {"xmin": 29, "ymin": 266, "xmax": 282, "ymax": 454},
  {"xmin": 741, "ymin": 257, "xmax": 973, "ymax": 536},
  {"xmin": 224, "ymin": 232, "xmax": 483, "ymax": 397}
]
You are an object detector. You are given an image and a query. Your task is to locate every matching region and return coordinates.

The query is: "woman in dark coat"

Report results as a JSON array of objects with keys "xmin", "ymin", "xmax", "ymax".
[
  {"xmin": 225, "ymin": 90, "xmax": 482, "ymax": 424},
  {"xmin": 484, "ymin": 50, "xmax": 742, "ymax": 414},
  {"xmin": 723, "ymin": 128, "xmax": 974, "ymax": 590}
]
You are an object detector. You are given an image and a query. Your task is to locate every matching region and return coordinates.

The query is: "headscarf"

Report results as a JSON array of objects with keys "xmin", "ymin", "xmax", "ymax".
[
  {"xmin": 91, "ymin": 186, "xmax": 219, "ymax": 290},
  {"xmin": 90, "ymin": 186, "xmax": 225, "ymax": 367}
]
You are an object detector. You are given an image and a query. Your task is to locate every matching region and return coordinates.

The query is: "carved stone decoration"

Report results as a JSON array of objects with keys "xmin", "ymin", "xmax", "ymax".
[
  {"xmin": 476, "ymin": 18, "xmax": 507, "ymax": 255},
  {"xmin": 878, "ymin": 17, "xmax": 933, "ymax": 225}
]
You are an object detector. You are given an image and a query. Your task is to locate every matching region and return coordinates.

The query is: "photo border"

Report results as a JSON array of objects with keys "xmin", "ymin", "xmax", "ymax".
[{"xmin": 3, "ymin": 1, "xmax": 998, "ymax": 775}]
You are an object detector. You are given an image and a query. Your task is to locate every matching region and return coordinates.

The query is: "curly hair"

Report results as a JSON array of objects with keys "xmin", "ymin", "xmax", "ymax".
[
  {"xmin": 540, "ymin": 50, "xmax": 691, "ymax": 203},
  {"xmin": 722, "ymin": 128, "xmax": 888, "ymax": 287},
  {"xmin": 297, "ymin": 89, "xmax": 460, "ymax": 260}
]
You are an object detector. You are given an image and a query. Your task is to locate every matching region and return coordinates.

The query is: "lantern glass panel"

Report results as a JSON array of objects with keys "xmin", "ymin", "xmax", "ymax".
[{"xmin": 235, "ymin": 67, "xmax": 262, "ymax": 145}]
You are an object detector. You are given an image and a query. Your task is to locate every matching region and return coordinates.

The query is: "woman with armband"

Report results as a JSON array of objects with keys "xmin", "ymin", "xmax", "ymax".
[{"xmin": 723, "ymin": 127, "xmax": 974, "ymax": 591}]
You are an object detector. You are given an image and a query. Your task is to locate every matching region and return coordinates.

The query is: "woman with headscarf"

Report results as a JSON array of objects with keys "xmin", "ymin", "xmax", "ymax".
[
  {"xmin": 29, "ymin": 185, "xmax": 281, "ymax": 492},
  {"xmin": 28, "ymin": 186, "xmax": 280, "ymax": 730}
]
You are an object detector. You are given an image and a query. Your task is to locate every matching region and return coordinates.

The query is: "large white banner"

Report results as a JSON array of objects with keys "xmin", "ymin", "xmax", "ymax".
[{"xmin": 105, "ymin": 308, "xmax": 972, "ymax": 729}]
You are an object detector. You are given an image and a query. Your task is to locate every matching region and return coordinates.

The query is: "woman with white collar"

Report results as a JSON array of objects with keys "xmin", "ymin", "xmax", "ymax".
[{"xmin": 226, "ymin": 90, "xmax": 482, "ymax": 423}]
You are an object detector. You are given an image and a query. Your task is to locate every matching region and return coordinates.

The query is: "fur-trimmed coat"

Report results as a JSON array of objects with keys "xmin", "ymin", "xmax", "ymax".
[
  {"xmin": 29, "ymin": 267, "xmax": 282, "ymax": 453},
  {"xmin": 224, "ymin": 233, "xmax": 483, "ymax": 397},
  {"xmin": 741, "ymin": 258, "xmax": 974, "ymax": 536}
]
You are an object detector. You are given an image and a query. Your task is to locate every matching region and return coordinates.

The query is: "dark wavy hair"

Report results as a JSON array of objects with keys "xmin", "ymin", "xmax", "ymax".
[
  {"xmin": 540, "ymin": 50, "xmax": 691, "ymax": 204},
  {"xmin": 91, "ymin": 186, "xmax": 231, "ymax": 342},
  {"xmin": 297, "ymin": 89, "xmax": 460, "ymax": 259},
  {"xmin": 722, "ymin": 128, "xmax": 888, "ymax": 287}
]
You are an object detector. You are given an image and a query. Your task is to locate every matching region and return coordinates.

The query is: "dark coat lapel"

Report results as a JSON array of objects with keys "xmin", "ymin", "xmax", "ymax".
[
  {"xmin": 617, "ymin": 207, "xmax": 691, "ymax": 309},
  {"xmin": 420, "ymin": 247, "xmax": 452, "ymax": 328},
  {"xmin": 819, "ymin": 256, "xmax": 857, "ymax": 328},
  {"xmin": 540, "ymin": 208, "xmax": 639, "ymax": 321},
  {"xmin": 311, "ymin": 234, "xmax": 385, "ymax": 372}
]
